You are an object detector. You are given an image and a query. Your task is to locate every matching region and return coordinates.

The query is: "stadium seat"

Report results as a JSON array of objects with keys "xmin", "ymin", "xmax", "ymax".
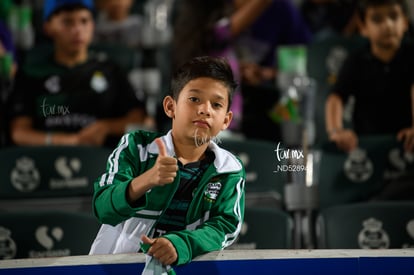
[
  {"xmin": 0, "ymin": 210, "xmax": 101, "ymax": 260},
  {"xmin": 219, "ymin": 138, "xmax": 287, "ymax": 208},
  {"xmin": 230, "ymin": 206, "xmax": 293, "ymax": 249},
  {"xmin": 0, "ymin": 146, "xmax": 111, "ymax": 212},
  {"xmin": 316, "ymin": 135, "xmax": 403, "ymax": 208},
  {"xmin": 316, "ymin": 201, "xmax": 414, "ymax": 249}
]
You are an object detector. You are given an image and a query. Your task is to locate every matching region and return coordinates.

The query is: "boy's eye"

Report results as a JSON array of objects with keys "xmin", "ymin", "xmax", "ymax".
[
  {"xmin": 371, "ymin": 14, "xmax": 383, "ymax": 24},
  {"xmin": 81, "ymin": 17, "xmax": 91, "ymax": 25},
  {"xmin": 388, "ymin": 11, "xmax": 399, "ymax": 21},
  {"xmin": 62, "ymin": 18, "xmax": 73, "ymax": 26},
  {"xmin": 213, "ymin": 102, "xmax": 223, "ymax": 109},
  {"xmin": 188, "ymin": 97, "xmax": 199, "ymax": 102}
]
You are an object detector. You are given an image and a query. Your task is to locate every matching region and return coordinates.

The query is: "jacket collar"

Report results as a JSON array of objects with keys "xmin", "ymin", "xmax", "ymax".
[{"xmin": 147, "ymin": 130, "xmax": 243, "ymax": 174}]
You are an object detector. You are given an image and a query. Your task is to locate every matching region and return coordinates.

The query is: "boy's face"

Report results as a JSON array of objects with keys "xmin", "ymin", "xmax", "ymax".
[
  {"xmin": 360, "ymin": 4, "xmax": 408, "ymax": 51},
  {"xmin": 164, "ymin": 77, "xmax": 233, "ymax": 145},
  {"xmin": 44, "ymin": 9, "xmax": 94, "ymax": 55}
]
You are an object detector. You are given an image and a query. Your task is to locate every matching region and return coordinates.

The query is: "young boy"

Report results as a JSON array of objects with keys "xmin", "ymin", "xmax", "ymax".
[
  {"xmin": 325, "ymin": 0, "xmax": 414, "ymax": 153},
  {"xmin": 89, "ymin": 56, "xmax": 246, "ymax": 267},
  {"xmin": 6, "ymin": 0, "xmax": 147, "ymax": 147}
]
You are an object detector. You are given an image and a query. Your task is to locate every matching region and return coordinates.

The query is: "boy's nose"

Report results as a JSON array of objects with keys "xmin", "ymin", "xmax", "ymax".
[
  {"xmin": 383, "ymin": 17, "xmax": 394, "ymax": 29},
  {"xmin": 197, "ymin": 104, "xmax": 211, "ymax": 116}
]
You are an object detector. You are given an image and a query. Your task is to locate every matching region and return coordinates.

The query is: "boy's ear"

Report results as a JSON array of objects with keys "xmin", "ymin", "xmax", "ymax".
[
  {"xmin": 163, "ymin": 95, "xmax": 175, "ymax": 118},
  {"xmin": 43, "ymin": 21, "xmax": 54, "ymax": 38},
  {"xmin": 221, "ymin": 111, "xmax": 233, "ymax": 131},
  {"xmin": 357, "ymin": 19, "xmax": 369, "ymax": 37},
  {"xmin": 402, "ymin": 16, "xmax": 409, "ymax": 32}
]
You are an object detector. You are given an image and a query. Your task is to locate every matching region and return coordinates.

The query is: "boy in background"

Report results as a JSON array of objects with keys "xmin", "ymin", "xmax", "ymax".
[
  {"xmin": 325, "ymin": 0, "xmax": 414, "ymax": 153},
  {"xmin": 7, "ymin": 0, "xmax": 147, "ymax": 147},
  {"xmin": 89, "ymin": 56, "xmax": 246, "ymax": 269}
]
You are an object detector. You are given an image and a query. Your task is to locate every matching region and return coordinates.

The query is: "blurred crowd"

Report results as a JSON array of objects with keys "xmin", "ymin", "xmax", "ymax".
[{"xmin": 1, "ymin": 0, "xmax": 414, "ymax": 150}]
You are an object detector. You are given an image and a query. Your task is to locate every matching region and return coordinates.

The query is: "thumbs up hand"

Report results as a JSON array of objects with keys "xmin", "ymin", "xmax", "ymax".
[
  {"xmin": 151, "ymin": 138, "xmax": 178, "ymax": 186},
  {"xmin": 127, "ymin": 138, "xmax": 178, "ymax": 203}
]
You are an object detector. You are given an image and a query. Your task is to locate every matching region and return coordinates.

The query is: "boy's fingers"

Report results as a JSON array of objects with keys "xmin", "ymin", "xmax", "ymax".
[
  {"xmin": 141, "ymin": 234, "xmax": 155, "ymax": 245},
  {"xmin": 155, "ymin": 138, "xmax": 168, "ymax": 157}
]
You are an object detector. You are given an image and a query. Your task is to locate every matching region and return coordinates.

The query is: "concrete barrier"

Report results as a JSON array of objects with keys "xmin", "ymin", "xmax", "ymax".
[{"xmin": 1, "ymin": 249, "xmax": 413, "ymax": 274}]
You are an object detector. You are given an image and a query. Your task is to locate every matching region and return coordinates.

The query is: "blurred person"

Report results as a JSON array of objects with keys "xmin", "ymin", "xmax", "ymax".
[
  {"xmin": 6, "ymin": 0, "xmax": 148, "ymax": 148},
  {"xmin": 89, "ymin": 56, "xmax": 245, "ymax": 271},
  {"xmin": 0, "ymin": 19, "xmax": 17, "ymax": 96},
  {"xmin": 405, "ymin": 0, "xmax": 414, "ymax": 38},
  {"xmin": 171, "ymin": 0, "xmax": 272, "ymax": 133},
  {"xmin": 236, "ymin": 0, "xmax": 312, "ymax": 82},
  {"xmin": 300, "ymin": 0, "xmax": 360, "ymax": 40},
  {"xmin": 0, "ymin": 19, "xmax": 17, "ymax": 148},
  {"xmin": 326, "ymin": 0, "xmax": 414, "ymax": 201},
  {"xmin": 93, "ymin": 0, "xmax": 142, "ymax": 48},
  {"xmin": 325, "ymin": 0, "xmax": 414, "ymax": 153},
  {"xmin": 234, "ymin": 0, "xmax": 313, "ymax": 141}
]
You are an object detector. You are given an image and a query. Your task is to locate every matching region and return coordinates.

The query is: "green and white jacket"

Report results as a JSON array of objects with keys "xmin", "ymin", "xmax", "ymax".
[{"xmin": 89, "ymin": 130, "xmax": 245, "ymax": 266}]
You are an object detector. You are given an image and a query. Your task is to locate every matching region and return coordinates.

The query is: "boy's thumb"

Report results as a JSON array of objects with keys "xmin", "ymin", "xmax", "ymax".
[
  {"xmin": 155, "ymin": 138, "xmax": 168, "ymax": 157},
  {"xmin": 141, "ymin": 234, "xmax": 154, "ymax": 244},
  {"xmin": 140, "ymin": 235, "xmax": 154, "ymax": 253}
]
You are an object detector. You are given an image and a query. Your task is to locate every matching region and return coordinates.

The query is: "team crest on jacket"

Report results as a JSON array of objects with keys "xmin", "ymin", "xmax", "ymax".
[{"xmin": 204, "ymin": 181, "xmax": 222, "ymax": 202}]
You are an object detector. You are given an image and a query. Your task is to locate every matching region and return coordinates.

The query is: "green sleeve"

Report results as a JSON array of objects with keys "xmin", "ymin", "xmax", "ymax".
[{"xmin": 92, "ymin": 133, "xmax": 147, "ymax": 225}]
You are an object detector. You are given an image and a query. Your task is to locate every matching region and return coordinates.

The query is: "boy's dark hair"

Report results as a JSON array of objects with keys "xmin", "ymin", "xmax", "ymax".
[
  {"xmin": 170, "ymin": 56, "xmax": 238, "ymax": 111},
  {"xmin": 357, "ymin": 0, "xmax": 408, "ymax": 22}
]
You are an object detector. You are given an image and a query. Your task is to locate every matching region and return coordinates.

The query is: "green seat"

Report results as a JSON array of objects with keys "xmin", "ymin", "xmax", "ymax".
[
  {"xmin": 219, "ymin": 138, "xmax": 287, "ymax": 208},
  {"xmin": 316, "ymin": 201, "xmax": 414, "ymax": 249},
  {"xmin": 306, "ymin": 34, "xmax": 367, "ymax": 146},
  {"xmin": 0, "ymin": 211, "xmax": 100, "ymax": 259},
  {"xmin": 0, "ymin": 146, "xmax": 110, "ymax": 200},
  {"xmin": 230, "ymin": 206, "xmax": 293, "ymax": 249},
  {"xmin": 317, "ymin": 135, "xmax": 401, "ymax": 208}
]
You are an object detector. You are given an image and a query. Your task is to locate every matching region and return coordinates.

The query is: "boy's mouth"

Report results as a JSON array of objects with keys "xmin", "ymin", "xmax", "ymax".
[{"xmin": 193, "ymin": 120, "xmax": 210, "ymax": 128}]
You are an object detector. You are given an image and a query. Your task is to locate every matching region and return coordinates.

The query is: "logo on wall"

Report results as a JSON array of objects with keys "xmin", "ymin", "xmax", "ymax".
[
  {"xmin": 10, "ymin": 157, "xmax": 41, "ymax": 192},
  {"xmin": 49, "ymin": 157, "xmax": 88, "ymax": 189},
  {"xmin": 403, "ymin": 219, "xmax": 414, "ymax": 248},
  {"xmin": 385, "ymin": 148, "xmax": 414, "ymax": 180},
  {"xmin": 35, "ymin": 226, "xmax": 63, "ymax": 250},
  {"xmin": 407, "ymin": 220, "xmax": 414, "ymax": 240},
  {"xmin": 55, "ymin": 157, "xmax": 81, "ymax": 179},
  {"xmin": 344, "ymin": 149, "xmax": 373, "ymax": 182},
  {"xmin": 29, "ymin": 226, "xmax": 70, "ymax": 258},
  {"xmin": 0, "ymin": 227, "xmax": 17, "ymax": 259},
  {"xmin": 358, "ymin": 218, "xmax": 390, "ymax": 249}
]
